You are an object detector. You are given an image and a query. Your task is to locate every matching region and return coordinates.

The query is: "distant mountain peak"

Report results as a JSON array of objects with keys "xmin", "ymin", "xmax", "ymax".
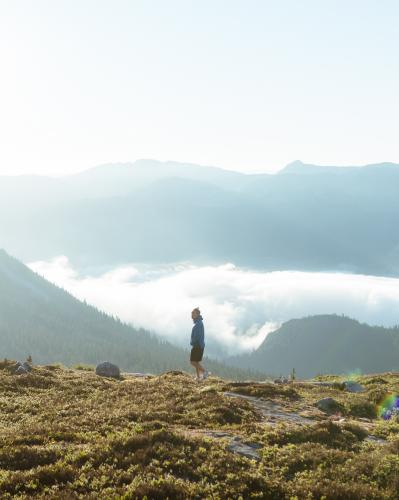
[
  {"xmin": 278, "ymin": 161, "xmax": 342, "ymax": 175},
  {"xmin": 278, "ymin": 160, "xmax": 399, "ymax": 175},
  {"xmin": 285, "ymin": 160, "xmax": 304, "ymax": 168}
]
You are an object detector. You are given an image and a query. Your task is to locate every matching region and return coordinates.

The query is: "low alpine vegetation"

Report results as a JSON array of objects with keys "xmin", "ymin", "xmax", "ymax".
[{"xmin": 1, "ymin": 363, "xmax": 399, "ymax": 498}]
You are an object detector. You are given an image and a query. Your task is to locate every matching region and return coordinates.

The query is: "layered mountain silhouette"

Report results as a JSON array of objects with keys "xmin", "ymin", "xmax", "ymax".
[
  {"xmin": 0, "ymin": 249, "xmax": 256, "ymax": 378},
  {"xmin": 230, "ymin": 314, "xmax": 399, "ymax": 378},
  {"xmin": 1, "ymin": 159, "xmax": 399, "ymax": 275}
]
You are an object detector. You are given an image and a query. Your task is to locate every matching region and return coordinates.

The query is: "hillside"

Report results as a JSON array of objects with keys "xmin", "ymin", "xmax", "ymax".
[
  {"xmin": 1, "ymin": 160, "xmax": 399, "ymax": 275},
  {"xmin": 230, "ymin": 315, "xmax": 399, "ymax": 378},
  {"xmin": 1, "ymin": 362, "xmax": 399, "ymax": 498},
  {"xmin": 0, "ymin": 249, "xmax": 258, "ymax": 379}
]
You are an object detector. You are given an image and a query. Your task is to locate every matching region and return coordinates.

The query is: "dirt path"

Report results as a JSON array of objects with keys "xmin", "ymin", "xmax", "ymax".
[
  {"xmin": 224, "ymin": 391, "xmax": 386, "ymax": 447},
  {"xmin": 179, "ymin": 391, "xmax": 316, "ymax": 461},
  {"xmin": 224, "ymin": 391, "xmax": 314, "ymax": 426}
]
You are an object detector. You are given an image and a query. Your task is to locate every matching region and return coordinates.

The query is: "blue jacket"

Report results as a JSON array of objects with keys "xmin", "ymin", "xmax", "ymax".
[{"xmin": 191, "ymin": 315, "xmax": 205, "ymax": 349}]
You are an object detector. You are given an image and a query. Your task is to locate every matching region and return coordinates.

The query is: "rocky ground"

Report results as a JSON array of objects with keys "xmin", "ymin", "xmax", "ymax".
[{"xmin": 1, "ymin": 360, "xmax": 399, "ymax": 498}]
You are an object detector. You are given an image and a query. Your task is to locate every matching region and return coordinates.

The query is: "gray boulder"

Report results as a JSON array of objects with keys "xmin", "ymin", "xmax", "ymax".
[
  {"xmin": 15, "ymin": 366, "xmax": 28, "ymax": 375},
  {"xmin": 13, "ymin": 361, "xmax": 31, "ymax": 374},
  {"xmin": 274, "ymin": 377, "xmax": 289, "ymax": 384},
  {"xmin": 227, "ymin": 439, "xmax": 261, "ymax": 461},
  {"xmin": 343, "ymin": 381, "xmax": 365, "ymax": 393},
  {"xmin": 22, "ymin": 362, "xmax": 33, "ymax": 372},
  {"xmin": 316, "ymin": 397, "xmax": 343, "ymax": 414},
  {"xmin": 205, "ymin": 430, "xmax": 262, "ymax": 461},
  {"xmin": 96, "ymin": 362, "xmax": 120, "ymax": 379}
]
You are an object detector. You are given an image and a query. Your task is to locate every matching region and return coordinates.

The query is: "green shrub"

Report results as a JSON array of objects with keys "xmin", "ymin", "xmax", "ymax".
[
  {"xmin": 263, "ymin": 421, "xmax": 367, "ymax": 449},
  {"xmin": 72, "ymin": 363, "xmax": 95, "ymax": 371},
  {"xmin": 347, "ymin": 400, "xmax": 377, "ymax": 419}
]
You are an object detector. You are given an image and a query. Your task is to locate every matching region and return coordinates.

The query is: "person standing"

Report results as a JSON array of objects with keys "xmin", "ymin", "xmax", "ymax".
[{"xmin": 190, "ymin": 307, "xmax": 208, "ymax": 381}]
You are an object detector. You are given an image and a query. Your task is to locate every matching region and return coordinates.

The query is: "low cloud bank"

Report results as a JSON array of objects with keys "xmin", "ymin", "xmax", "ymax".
[{"xmin": 28, "ymin": 257, "xmax": 399, "ymax": 357}]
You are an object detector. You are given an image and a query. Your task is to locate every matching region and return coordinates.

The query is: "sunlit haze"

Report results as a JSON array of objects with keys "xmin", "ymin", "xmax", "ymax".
[
  {"xmin": 1, "ymin": 0, "xmax": 398, "ymax": 176},
  {"xmin": 29, "ymin": 258, "xmax": 399, "ymax": 357}
]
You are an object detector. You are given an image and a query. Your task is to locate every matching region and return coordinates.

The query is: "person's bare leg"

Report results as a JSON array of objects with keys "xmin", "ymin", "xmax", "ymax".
[
  {"xmin": 191, "ymin": 361, "xmax": 200, "ymax": 379},
  {"xmin": 197, "ymin": 362, "xmax": 205, "ymax": 375}
]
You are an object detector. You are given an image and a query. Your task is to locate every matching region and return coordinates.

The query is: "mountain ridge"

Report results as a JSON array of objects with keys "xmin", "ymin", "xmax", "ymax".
[
  {"xmin": 278, "ymin": 160, "xmax": 399, "ymax": 175},
  {"xmin": 2, "ymin": 158, "xmax": 399, "ymax": 182},
  {"xmin": 2, "ymin": 159, "xmax": 399, "ymax": 276},
  {"xmin": 229, "ymin": 314, "xmax": 399, "ymax": 378}
]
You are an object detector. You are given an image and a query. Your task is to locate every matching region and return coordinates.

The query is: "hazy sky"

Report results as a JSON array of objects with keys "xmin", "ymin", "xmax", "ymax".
[{"xmin": 1, "ymin": 0, "xmax": 398, "ymax": 176}]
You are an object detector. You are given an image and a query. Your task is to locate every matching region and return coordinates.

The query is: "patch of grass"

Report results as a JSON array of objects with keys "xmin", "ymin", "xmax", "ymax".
[
  {"xmin": 1, "ymin": 365, "xmax": 399, "ymax": 498},
  {"xmin": 224, "ymin": 381, "xmax": 299, "ymax": 400},
  {"xmin": 262, "ymin": 421, "xmax": 367, "ymax": 449},
  {"xmin": 363, "ymin": 376, "xmax": 389, "ymax": 385},
  {"xmin": 72, "ymin": 363, "xmax": 95, "ymax": 371},
  {"xmin": 374, "ymin": 420, "xmax": 399, "ymax": 439},
  {"xmin": 0, "ymin": 359, "xmax": 15, "ymax": 371},
  {"xmin": 0, "ymin": 446, "xmax": 60, "ymax": 471},
  {"xmin": 347, "ymin": 400, "xmax": 377, "ymax": 419}
]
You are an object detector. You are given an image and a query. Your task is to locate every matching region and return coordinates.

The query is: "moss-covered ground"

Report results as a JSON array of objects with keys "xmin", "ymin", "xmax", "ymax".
[{"xmin": 1, "ymin": 361, "xmax": 399, "ymax": 499}]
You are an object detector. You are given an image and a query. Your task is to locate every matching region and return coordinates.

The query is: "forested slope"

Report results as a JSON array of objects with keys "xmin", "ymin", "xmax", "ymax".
[
  {"xmin": 230, "ymin": 314, "xmax": 399, "ymax": 377},
  {"xmin": 0, "ymin": 250, "xmax": 258, "ymax": 379}
]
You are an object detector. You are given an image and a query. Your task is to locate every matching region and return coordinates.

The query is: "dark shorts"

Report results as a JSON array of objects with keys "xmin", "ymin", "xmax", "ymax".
[{"xmin": 190, "ymin": 346, "xmax": 204, "ymax": 362}]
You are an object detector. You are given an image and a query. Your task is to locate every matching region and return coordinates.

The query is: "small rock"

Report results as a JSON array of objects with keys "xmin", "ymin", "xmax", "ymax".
[
  {"xmin": 246, "ymin": 441, "xmax": 262, "ymax": 449},
  {"xmin": 343, "ymin": 381, "xmax": 365, "ymax": 393},
  {"xmin": 22, "ymin": 362, "xmax": 33, "ymax": 372},
  {"xmin": 366, "ymin": 435, "xmax": 386, "ymax": 445},
  {"xmin": 12, "ymin": 361, "xmax": 32, "ymax": 375},
  {"xmin": 316, "ymin": 397, "xmax": 343, "ymax": 414},
  {"xmin": 206, "ymin": 431, "xmax": 231, "ymax": 439},
  {"xmin": 274, "ymin": 377, "xmax": 289, "ymax": 384},
  {"xmin": 15, "ymin": 366, "xmax": 28, "ymax": 375},
  {"xmin": 95, "ymin": 362, "xmax": 120, "ymax": 379},
  {"xmin": 227, "ymin": 441, "xmax": 261, "ymax": 461}
]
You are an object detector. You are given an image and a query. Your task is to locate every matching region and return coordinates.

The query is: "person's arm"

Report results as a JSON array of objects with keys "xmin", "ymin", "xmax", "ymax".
[{"xmin": 191, "ymin": 323, "xmax": 199, "ymax": 346}]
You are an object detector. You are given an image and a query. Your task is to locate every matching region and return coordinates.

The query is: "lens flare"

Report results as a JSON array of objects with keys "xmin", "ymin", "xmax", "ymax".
[
  {"xmin": 345, "ymin": 369, "xmax": 362, "ymax": 381},
  {"xmin": 377, "ymin": 394, "xmax": 399, "ymax": 420}
]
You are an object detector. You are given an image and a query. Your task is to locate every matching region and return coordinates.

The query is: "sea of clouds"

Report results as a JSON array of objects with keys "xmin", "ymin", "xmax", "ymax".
[{"xmin": 28, "ymin": 257, "xmax": 399, "ymax": 358}]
